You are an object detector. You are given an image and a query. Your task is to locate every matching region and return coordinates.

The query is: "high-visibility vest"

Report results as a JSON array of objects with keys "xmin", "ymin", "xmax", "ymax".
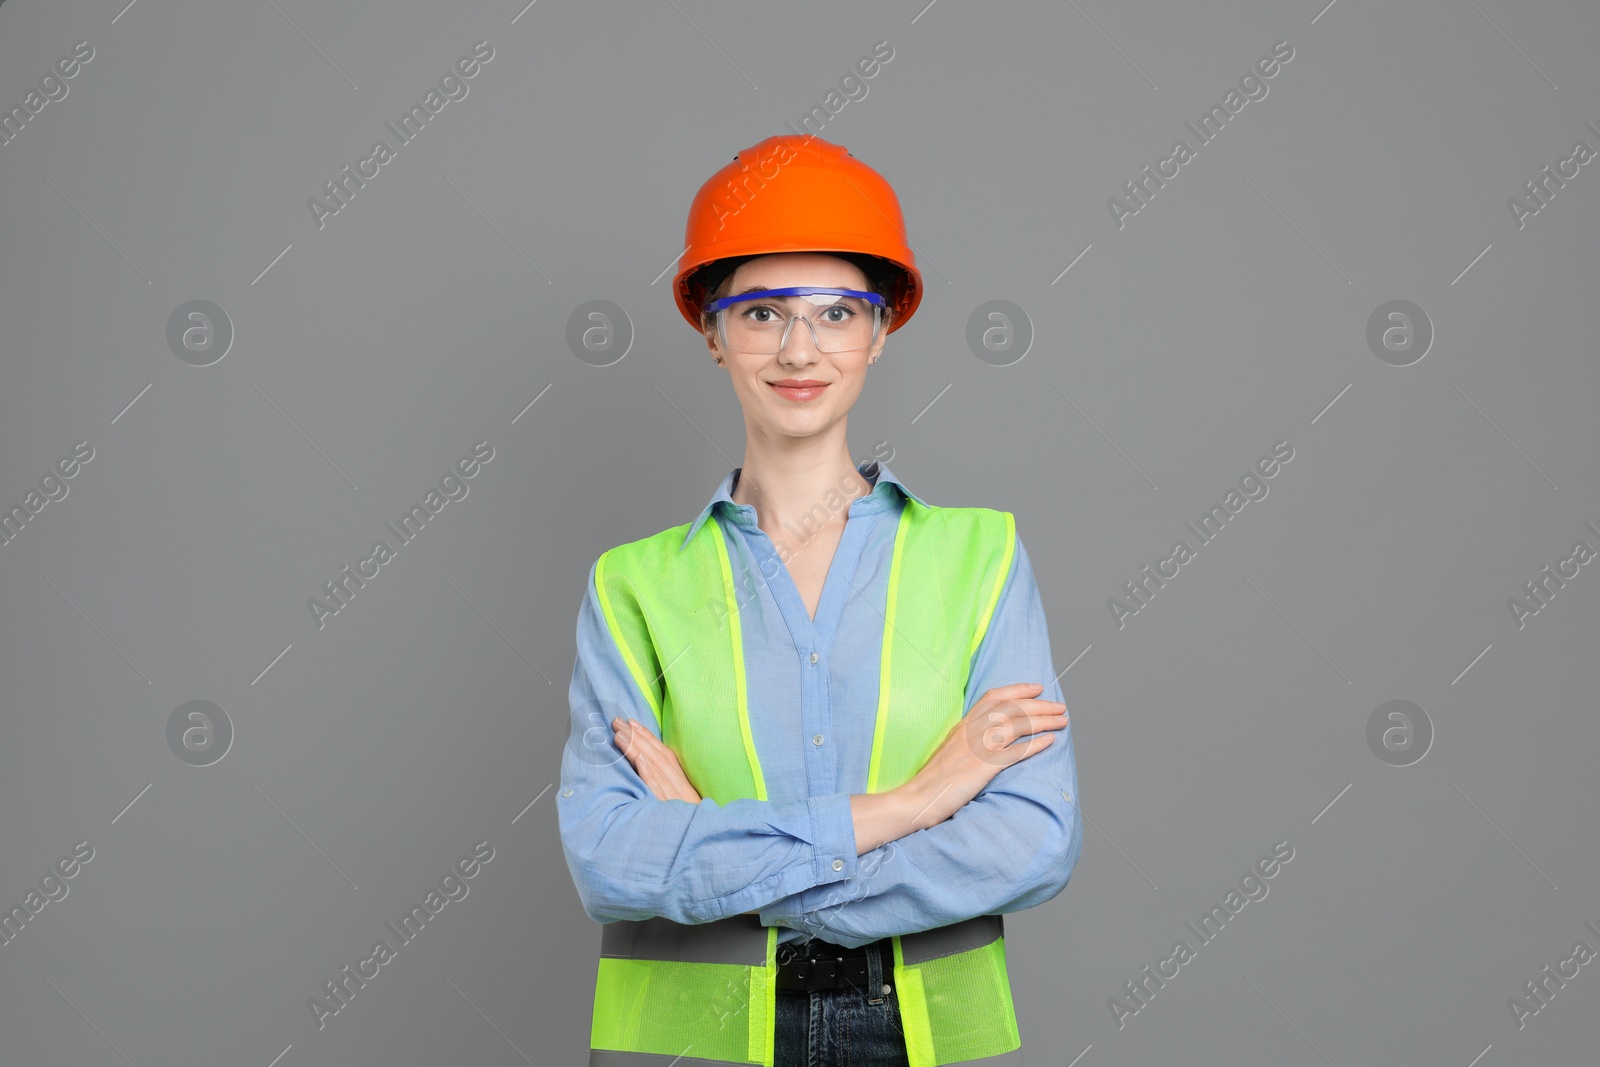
[{"xmin": 586, "ymin": 494, "xmax": 1026, "ymax": 1066}]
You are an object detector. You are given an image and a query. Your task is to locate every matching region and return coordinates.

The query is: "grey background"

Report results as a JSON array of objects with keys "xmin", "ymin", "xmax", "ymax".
[{"xmin": 2, "ymin": 0, "xmax": 1596, "ymax": 1064}]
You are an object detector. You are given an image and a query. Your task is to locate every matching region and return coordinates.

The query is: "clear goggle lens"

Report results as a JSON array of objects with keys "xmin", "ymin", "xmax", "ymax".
[{"xmin": 707, "ymin": 288, "xmax": 884, "ymax": 355}]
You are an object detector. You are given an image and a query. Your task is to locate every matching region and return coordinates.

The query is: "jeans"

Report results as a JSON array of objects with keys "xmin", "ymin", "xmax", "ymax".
[{"xmin": 774, "ymin": 936, "xmax": 910, "ymax": 1067}]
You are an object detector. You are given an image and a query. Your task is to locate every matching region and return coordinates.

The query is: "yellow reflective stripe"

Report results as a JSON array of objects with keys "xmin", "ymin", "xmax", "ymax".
[
  {"xmin": 706, "ymin": 518, "xmax": 768, "ymax": 804},
  {"xmin": 702, "ymin": 516, "xmax": 773, "ymax": 1064},
  {"xmin": 866, "ymin": 505, "xmax": 912, "ymax": 795},
  {"xmin": 967, "ymin": 512, "xmax": 1015, "ymax": 662},
  {"xmin": 892, "ymin": 934, "xmax": 937, "ymax": 1067},
  {"xmin": 594, "ymin": 549, "xmax": 663, "ymax": 722},
  {"xmin": 747, "ymin": 925, "xmax": 777, "ymax": 1067}
]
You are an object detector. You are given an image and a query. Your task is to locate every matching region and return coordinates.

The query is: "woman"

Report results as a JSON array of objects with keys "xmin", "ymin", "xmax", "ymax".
[{"xmin": 557, "ymin": 134, "xmax": 1082, "ymax": 1067}]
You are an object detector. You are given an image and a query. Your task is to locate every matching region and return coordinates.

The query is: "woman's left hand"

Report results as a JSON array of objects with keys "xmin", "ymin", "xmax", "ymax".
[{"xmin": 612, "ymin": 717, "xmax": 702, "ymax": 803}]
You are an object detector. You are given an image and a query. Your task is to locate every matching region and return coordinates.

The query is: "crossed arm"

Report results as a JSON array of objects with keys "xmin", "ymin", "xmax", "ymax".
[
  {"xmin": 556, "ymin": 558, "xmax": 865, "ymax": 926},
  {"xmin": 555, "ymin": 535, "xmax": 1083, "ymax": 945}
]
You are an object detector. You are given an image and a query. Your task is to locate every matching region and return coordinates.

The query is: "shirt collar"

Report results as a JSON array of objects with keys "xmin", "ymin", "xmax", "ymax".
[{"xmin": 679, "ymin": 460, "xmax": 928, "ymax": 551}]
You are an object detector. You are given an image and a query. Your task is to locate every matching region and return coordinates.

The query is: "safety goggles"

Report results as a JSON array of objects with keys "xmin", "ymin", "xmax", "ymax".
[{"xmin": 703, "ymin": 287, "xmax": 886, "ymax": 356}]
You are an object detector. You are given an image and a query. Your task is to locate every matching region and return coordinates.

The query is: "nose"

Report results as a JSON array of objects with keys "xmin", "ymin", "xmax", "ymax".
[{"xmin": 776, "ymin": 313, "xmax": 824, "ymax": 360}]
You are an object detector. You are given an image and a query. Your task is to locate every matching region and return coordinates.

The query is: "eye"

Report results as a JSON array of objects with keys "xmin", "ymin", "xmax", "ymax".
[
  {"xmin": 742, "ymin": 305, "xmax": 778, "ymax": 323},
  {"xmin": 821, "ymin": 304, "xmax": 853, "ymax": 322}
]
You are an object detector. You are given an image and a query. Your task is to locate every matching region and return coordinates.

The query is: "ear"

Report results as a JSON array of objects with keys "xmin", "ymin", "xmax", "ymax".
[
  {"xmin": 703, "ymin": 321, "xmax": 725, "ymax": 362},
  {"xmin": 867, "ymin": 310, "xmax": 892, "ymax": 361}
]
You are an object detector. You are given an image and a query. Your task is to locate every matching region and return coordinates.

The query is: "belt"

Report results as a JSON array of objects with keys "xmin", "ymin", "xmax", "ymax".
[{"xmin": 775, "ymin": 938, "xmax": 890, "ymax": 993}]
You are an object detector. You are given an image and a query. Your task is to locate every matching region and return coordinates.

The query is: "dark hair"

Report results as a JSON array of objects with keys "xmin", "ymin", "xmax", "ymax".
[{"xmin": 695, "ymin": 251, "xmax": 899, "ymax": 334}]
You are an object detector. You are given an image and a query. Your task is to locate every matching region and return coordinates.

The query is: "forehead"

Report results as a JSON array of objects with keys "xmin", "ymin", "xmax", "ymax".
[{"xmin": 729, "ymin": 253, "xmax": 867, "ymax": 290}]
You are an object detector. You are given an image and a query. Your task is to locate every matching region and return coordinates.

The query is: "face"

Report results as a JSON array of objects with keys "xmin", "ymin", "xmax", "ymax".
[{"xmin": 704, "ymin": 252, "xmax": 890, "ymax": 443}]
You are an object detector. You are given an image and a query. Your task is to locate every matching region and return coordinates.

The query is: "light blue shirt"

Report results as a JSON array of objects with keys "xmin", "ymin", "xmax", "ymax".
[{"xmin": 556, "ymin": 460, "xmax": 1082, "ymax": 950}]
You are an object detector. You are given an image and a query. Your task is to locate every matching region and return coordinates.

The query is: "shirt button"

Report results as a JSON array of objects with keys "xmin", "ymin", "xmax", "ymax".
[
  {"xmin": 813, "ymin": 733, "xmax": 824, "ymax": 746},
  {"xmin": 1061, "ymin": 791, "xmax": 1072, "ymax": 801},
  {"xmin": 562, "ymin": 788, "xmax": 574, "ymax": 797},
  {"xmin": 809, "ymin": 652, "xmax": 819, "ymax": 664},
  {"xmin": 832, "ymin": 859, "xmax": 844, "ymax": 871}
]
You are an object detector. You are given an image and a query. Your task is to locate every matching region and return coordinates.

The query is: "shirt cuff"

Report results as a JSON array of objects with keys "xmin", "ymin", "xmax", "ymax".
[{"xmin": 807, "ymin": 792, "xmax": 858, "ymax": 888}]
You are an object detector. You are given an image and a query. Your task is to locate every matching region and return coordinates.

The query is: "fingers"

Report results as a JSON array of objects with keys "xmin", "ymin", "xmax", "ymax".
[
  {"xmin": 980, "ymin": 685, "xmax": 1065, "ymax": 715},
  {"xmin": 1002, "ymin": 733, "xmax": 1055, "ymax": 765},
  {"xmin": 982, "ymin": 682, "xmax": 1048, "ymax": 702},
  {"xmin": 615, "ymin": 721, "xmax": 668, "ymax": 770},
  {"xmin": 612, "ymin": 719, "xmax": 698, "ymax": 802},
  {"xmin": 612, "ymin": 718, "xmax": 662, "ymax": 771},
  {"xmin": 980, "ymin": 714, "xmax": 1068, "ymax": 748},
  {"xmin": 612, "ymin": 717, "xmax": 657, "ymax": 749},
  {"xmin": 1016, "ymin": 713, "xmax": 1070, "ymax": 736},
  {"xmin": 980, "ymin": 696, "xmax": 1068, "ymax": 725},
  {"xmin": 611, "ymin": 718, "xmax": 639, "ymax": 758},
  {"xmin": 973, "ymin": 702, "xmax": 1069, "ymax": 757}
]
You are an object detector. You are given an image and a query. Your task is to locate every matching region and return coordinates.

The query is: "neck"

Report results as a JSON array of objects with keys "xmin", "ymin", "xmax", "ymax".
[{"xmin": 730, "ymin": 436, "xmax": 872, "ymax": 548}]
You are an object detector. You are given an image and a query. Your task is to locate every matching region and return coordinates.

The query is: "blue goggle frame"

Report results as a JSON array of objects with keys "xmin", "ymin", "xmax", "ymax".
[{"xmin": 701, "ymin": 286, "xmax": 887, "ymax": 313}]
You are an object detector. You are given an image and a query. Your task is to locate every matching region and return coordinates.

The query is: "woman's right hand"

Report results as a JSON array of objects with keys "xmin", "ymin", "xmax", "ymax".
[{"xmin": 894, "ymin": 682, "xmax": 1068, "ymax": 832}]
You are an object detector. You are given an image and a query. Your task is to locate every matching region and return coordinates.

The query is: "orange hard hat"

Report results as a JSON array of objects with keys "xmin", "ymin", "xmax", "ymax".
[{"xmin": 673, "ymin": 135, "xmax": 923, "ymax": 335}]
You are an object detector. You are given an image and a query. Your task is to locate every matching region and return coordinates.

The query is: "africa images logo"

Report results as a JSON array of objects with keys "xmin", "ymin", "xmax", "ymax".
[
  {"xmin": 1108, "ymin": 840, "xmax": 1295, "ymax": 1029},
  {"xmin": 0, "ymin": 39, "xmax": 95, "ymax": 151},
  {"xmin": 1107, "ymin": 39, "xmax": 1295, "ymax": 229},
  {"xmin": 307, "ymin": 41, "xmax": 494, "ymax": 230},
  {"xmin": 308, "ymin": 841, "xmax": 495, "ymax": 1030},
  {"xmin": 1107, "ymin": 441, "xmax": 1294, "ymax": 629},
  {"xmin": 307, "ymin": 441, "xmax": 495, "ymax": 630}
]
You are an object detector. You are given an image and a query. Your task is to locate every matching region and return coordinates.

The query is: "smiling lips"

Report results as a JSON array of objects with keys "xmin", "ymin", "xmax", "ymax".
[{"xmin": 767, "ymin": 379, "xmax": 829, "ymax": 402}]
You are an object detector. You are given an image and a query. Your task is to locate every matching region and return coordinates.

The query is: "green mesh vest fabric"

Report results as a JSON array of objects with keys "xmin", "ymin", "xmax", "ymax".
[{"xmin": 587, "ymin": 495, "xmax": 1025, "ymax": 1066}]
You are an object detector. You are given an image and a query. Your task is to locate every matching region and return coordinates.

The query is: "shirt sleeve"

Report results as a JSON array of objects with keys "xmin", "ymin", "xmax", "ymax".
[
  {"xmin": 757, "ymin": 531, "xmax": 1083, "ymax": 948},
  {"xmin": 556, "ymin": 558, "xmax": 862, "ymax": 927}
]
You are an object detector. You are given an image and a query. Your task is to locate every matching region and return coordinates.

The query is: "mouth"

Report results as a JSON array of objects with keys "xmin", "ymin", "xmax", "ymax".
[{"xmin": 767, "ymin": 381, "xmax": 830, "ymax": 402}]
